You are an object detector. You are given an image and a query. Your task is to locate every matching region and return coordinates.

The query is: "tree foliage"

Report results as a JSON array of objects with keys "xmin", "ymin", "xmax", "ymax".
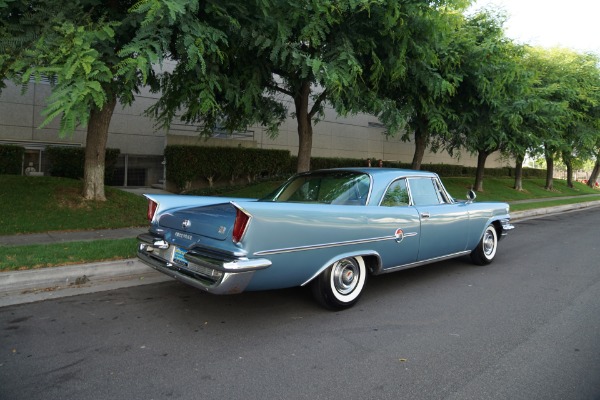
[
  {"xmin": 374, "ymin": 4, "xmax": 467, "ymax": 170},
  {"xmin": 436, "ymin": 11, "xmax": 528, "ymax": 191},
  {"xmin": 141, "ymin": 0, "xmax": 472, "ymax": 172},
  {"xmin": 2, "ymin": 0, "xmax": 599, "ymax": 190},
  {"xmin": 1, "ymin": 0, "xmax": 165, "ymax": 200},
  {"xmin": 517, "ymin": 48, "xmax": 600, "ymax": 189}
]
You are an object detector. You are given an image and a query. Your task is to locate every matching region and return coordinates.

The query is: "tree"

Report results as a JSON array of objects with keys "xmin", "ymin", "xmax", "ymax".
[
  {"xmin": 588, "ymin": 153, "xmax": 600, "ymax": 188},
  {"xmin": 500, "ymin": 47, "xmax": 564, "ymax": 191},
  {"xmin": 2, "ymin": 0, "xmax": 234, "ymax": 200},
  {"xmin": 558, "ymin": 52, "xmax": 600, "ymax": 188},
  {"xmin": 374, "ymin": 4, "xmax": 467, "ymax": 170},
  {"xmin": 144, "ymin": 0, "xmax": 470, "ymax": 173},
  {"xmin": 1, "ymin": 0, "xmax": 159, "ymax": 200},
  {"xmin": 523, "ymin": 48, "xmax": 600, "ymax": 190},
  {"xmin": 440, "ymin": 11, "xmax": 526, "ymax": 191}
]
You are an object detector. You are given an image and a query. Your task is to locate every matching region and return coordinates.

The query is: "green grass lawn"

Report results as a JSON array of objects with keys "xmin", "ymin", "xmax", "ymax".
[
  {"xmin": 0, "ymin": 175, "xmax": 148, "ymax": 235},
  {"xmin": 441, "ymin": 177, "xmax": 599, "ymax": 202},
  {"xmin": 0, "ymin": 238, "xmax": 137, "ymax": 271},
  {"xmin": 1, "ymin": 173, "xmax": 598, "ymax": 271}
]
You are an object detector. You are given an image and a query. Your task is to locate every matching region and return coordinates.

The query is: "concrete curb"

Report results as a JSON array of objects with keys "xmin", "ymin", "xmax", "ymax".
[
  {"xmin": 0, "ymin": 259, "xmax": 169, "ymax": 307},
  {"xmin": 1, "ymin": 259, "xmax": 145, "ymax": 289},
  {"xmin": 510, "ymin": 199, "xmax": 600, "ymax": 221}
]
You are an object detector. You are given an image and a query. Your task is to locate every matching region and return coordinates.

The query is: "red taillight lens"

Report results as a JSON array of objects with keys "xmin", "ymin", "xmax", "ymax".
[
  {"xmin": 147, "ymin": 200, "xmax": 158, "ymax": 222},
  {"xmin": 232, "ymin": 208, "xmax": 250, "ymax": 243}
]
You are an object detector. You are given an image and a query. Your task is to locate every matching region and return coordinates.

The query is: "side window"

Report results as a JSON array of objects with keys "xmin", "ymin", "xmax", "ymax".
[
  {"xmin": 433, "ymin": 178, "xmax": 450, "ymax": 203},
  {"xmin": 408, "ymin": 178, "xmax": 443, "ymax": 206},
  {"xmin": 273, "ymin": 172, "xmax": 371, "ymax": 205},
  {"xmin": 381, "ymin": 179, "xmax": 409, "ymax": 207},
  {"xmin": 286, "ymin": 179, "xmax": 319, "ymax": 202}
]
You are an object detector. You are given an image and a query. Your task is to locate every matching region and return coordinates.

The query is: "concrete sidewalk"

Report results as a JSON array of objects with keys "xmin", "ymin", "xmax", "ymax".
[
  {"xmin": 0, "ymin": 227, "xmax": 147, "ymax": 247},
  {"xmin": 1, "ymin": 195, "xmax": 600, "ymax": 307}
]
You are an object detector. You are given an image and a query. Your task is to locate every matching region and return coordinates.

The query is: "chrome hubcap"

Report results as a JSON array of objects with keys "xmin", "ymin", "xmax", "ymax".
[
  {"xmin": 332, "ymin": 259, "xmax": 360, "ymax": 295},
  {"xmin": 483, "ymin": 229, "xmax": 496, "ymax": 256}
]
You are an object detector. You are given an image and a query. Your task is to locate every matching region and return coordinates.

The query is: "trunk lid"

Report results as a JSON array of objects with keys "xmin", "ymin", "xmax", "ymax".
[{"xmin": 158, "ymin": 203, "xmax": 237, "ymax": 241}]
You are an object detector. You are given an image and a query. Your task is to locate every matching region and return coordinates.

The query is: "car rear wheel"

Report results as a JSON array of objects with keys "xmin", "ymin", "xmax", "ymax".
[
  {"xmin": 471, "ymin": 224, "xmax": 498, "ymax": 265},
  {"xmin": 311, "ymin": 256, "xmax": 367, "ymax": 310}
]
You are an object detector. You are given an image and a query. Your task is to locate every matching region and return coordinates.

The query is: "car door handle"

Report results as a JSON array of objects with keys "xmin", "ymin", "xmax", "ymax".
[{"xmin": 421, "ymin": 212, "xmax": 430, "ymax": 219}]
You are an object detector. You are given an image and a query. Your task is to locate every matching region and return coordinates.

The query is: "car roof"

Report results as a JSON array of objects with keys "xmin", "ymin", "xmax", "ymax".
[
  {"xmin": 309, "ymin": 168, "xmax": 442, "ymax": 206},
  {"xmin": 315, "ymin": 167, "xmax": 439, "ymax": 179}
]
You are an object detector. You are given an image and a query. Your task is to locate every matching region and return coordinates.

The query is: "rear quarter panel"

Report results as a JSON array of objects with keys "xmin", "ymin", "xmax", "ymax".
[{"xmin": 235, "ymin": 202, "xmax": 421, "ymax": 290}]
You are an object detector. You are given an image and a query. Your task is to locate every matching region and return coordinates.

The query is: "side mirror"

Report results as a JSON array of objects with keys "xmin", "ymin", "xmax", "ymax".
[{"xmin": 466, "ymin": 190, "xmax": 476, "ymax": 203}]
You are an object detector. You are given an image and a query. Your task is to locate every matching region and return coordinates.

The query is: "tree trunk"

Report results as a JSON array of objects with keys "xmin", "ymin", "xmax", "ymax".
[
  {"xmin": 473, "ymin": 150, "xmax": 489, "ymax": 192},
  {"xmin": 294, "ymin": 82, "xmax": 313, "ymax": 173},
  {"xmin": 588, "ymin": 157, "xmax": 600, "ymax": 188},
  {"xmin": 411, "ymin": 123, "xmax": 428, "ymax": 170},
  {"xmin": 83, "ymin": 96, "xmax": 117, "ymax": 201},
  {"xmin": 513, "ymin": 154, "xmax": 524, "ymax": 191},
  {"xmin": 565, "ymin": 158, "xmax": 573, "ymax": 188},
  {"xmin": 545, "ymin": 155, "xmax": 554, "ymax": 190}
]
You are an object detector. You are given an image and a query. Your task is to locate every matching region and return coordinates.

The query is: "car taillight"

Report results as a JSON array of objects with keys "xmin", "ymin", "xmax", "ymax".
[
  {"xmin": 147, "ymin": 199, "xmax": 158, "ymax": 222},
  {"xmin": 232, "ymin": 208, "xmax": 250, "ymax": 243}
]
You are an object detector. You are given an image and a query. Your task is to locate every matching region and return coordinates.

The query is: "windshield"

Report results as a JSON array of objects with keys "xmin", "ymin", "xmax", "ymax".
[{"xmin": 261, "ymin": 171, "xmax": 371, "ymax": 205}]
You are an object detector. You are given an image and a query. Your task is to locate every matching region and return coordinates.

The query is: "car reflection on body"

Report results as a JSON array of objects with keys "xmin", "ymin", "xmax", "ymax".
[{"xmin": 138, "ymin": 168, "xmax": 514, "ymax": 310}]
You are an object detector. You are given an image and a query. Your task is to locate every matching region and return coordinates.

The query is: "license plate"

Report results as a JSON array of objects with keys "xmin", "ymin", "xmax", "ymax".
[{"xmin": 172, "ymin": 247, "xmax": 188, "ymax": 267}]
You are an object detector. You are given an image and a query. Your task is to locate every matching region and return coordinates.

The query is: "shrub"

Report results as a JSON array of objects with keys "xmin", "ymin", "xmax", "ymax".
[
  {"xmin": 46, "ymin": 147, "xmax": 120, "ymax": 182},
  {"xmin": 0, "ymin": 145, "xmax": 25, "ymax": 175},
  {"xmin": 164, "ymin": 145, "xmax": 291, "ymax": 192},
  {"xmin": 164, "ymin": 145, "xmax": 547, "ymax": 191}
]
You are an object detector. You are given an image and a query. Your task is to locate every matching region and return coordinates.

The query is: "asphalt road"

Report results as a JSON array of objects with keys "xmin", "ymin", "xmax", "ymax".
[{"xmin": 1, "ymin": 209, "xmax": 599, "ymax": 400}]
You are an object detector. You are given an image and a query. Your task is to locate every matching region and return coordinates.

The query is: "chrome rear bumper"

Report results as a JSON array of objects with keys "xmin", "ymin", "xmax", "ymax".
[{"xmin": 137, "ymin": 233, "xmax": 271, "ymax": 295}]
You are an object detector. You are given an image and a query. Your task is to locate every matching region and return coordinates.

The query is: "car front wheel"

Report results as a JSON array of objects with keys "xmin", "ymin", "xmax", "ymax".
[
  {"xmin": 311, "ymin": 256, "xmax": 367, "ymax": 310},
  {"xmin": 471, "ymin": 224, "xmax": 498, "ymax": 265}
]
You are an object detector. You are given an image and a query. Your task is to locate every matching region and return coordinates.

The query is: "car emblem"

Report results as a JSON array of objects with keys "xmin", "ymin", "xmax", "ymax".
[
  {"xmin": 182, "ymin": 219, "xmax": 191, "ymax": 230},
  {"xmin": 394, "ymin": 228, "xmax": 404, "ymax": 243},
  {"xmin": 218, "ymin": 226, "xmax": 226, "ymax": 234}
]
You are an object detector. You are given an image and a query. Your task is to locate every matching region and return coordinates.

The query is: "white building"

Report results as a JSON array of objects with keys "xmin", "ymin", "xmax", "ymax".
[{"xmin": 0, "ymin": 80, "xmax": 506, "ymax": 186}]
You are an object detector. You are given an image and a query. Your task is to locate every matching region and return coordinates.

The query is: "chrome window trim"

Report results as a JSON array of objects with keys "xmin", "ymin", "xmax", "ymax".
[
  {"xmin": 264, "ymin": 170, "xmax": 373, "ymax": 206},
  {"xmin": 379, "ymin": 177, "xmax": 411, "ymax": 207},
  {"xmin": 402, "ymin": 176, "xmax": 456, "ymax": 207}
]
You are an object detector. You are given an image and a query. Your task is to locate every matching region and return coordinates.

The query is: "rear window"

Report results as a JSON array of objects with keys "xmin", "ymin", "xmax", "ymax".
[{"xmin": 262, "ymin": 171, "xmax": 371, "ymax": 205}]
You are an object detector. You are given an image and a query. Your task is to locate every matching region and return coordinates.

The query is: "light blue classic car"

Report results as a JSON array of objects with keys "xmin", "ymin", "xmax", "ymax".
[{"xmin": 137, "ymin": 168, "xmax": 514, "ymax": 309}]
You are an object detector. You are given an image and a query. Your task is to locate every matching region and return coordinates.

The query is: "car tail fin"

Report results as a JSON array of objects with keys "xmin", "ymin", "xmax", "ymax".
[
  {"xmin": 232, "ymin": 205, "xmax": 251, "ymax": 243},
  {"xmin": 147, "ymin": 199, "xmax": 158, "ymax": 222}
]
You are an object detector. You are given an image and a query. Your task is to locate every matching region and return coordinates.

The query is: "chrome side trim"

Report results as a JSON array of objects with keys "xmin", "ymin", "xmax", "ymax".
[
  {"xmin": 378, "ymin": 250, "xmax": 472, "ymax": 275},
  {"xmin": 253, "ymin": 233, "xmax": 418, "ymax": 256}
]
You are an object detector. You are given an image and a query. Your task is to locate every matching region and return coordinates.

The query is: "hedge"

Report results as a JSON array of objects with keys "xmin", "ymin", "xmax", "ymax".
[
  {"xmin": 46, "ymin": 146, "xmax": 120, "ymax": 182},
  {"xmin": 0, "ymin": 145, "xmax": 25, "ymax": 175},
  {"xmin": 165, "ymin": 145, "xmax": 546, "ymax": 191},
  {"xmin": 305, "ymin": 157, "xmax": 546, "ymax": 179},
  {"xmin": 165, "ymin": 145, "xmax": 291, "ymax": 191}
]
